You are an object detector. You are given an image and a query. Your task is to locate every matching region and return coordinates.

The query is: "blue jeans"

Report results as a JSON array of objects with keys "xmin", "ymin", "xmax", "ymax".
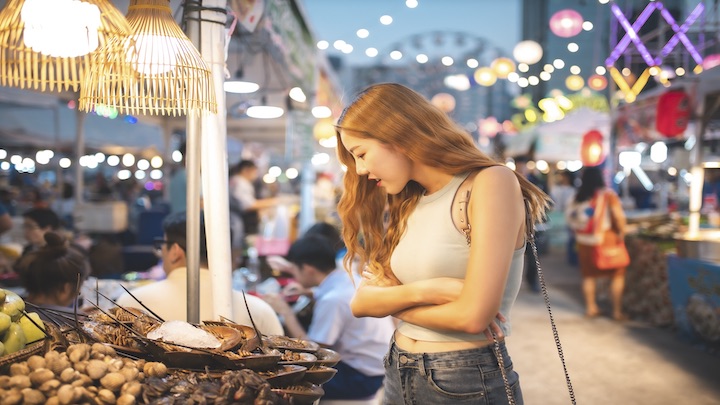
[{"xmin": 383, "ymin": 338, "xmax": 523, "ymax": 404}]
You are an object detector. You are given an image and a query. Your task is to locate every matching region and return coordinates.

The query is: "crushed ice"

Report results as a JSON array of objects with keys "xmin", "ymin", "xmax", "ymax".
[{"xmin": 147, "ymin": 320, "xmax": 222, "ymax": 349}]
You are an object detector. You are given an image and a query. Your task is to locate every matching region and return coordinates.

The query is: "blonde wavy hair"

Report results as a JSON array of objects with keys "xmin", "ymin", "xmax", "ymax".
[{"xmin": 335, "ymin": 83, "xmax": 550, "ymax": 282}]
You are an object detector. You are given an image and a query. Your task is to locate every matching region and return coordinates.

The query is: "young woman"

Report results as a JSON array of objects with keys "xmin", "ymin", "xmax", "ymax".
[
  {"xmin": 565, "ymin": 166, "xmax": 628, "ymax": 320},
  {"xmin": 335, "ymin": 83, "xmax": 550, "ymax": 404}
]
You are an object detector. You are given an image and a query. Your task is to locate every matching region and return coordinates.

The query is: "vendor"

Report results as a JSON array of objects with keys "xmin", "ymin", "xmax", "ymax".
[{"xmin": 115, "ymin": 211, "xmax": 284, "ymax": 336}]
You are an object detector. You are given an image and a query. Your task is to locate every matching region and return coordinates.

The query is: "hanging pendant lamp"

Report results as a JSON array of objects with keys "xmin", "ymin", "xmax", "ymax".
[
  {"xmin": 0, "ymin": 0, "xmax": 132, "ymax": 92},
  {"xmin": 79, "ymin": 0, "xmax": 216, "ymax": 116}
]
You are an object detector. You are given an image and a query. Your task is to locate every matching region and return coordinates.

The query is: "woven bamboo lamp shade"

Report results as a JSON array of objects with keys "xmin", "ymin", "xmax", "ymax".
[
  {"xmin": 0, "ymin": 0, "xmax": 132, "ymax": 92},
  {"xmin": 79, "ymin": 0, "xmax": 216, "ymax": 116}
]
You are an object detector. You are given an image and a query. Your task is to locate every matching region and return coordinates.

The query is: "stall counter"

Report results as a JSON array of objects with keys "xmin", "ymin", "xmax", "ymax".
[
  {"xmin": 623, "ymin": 235, "xmax": 675, "ymax": 327},
  {"xmin": 667, "ymin": 254, "xmax": 720, "ymax": 353}
]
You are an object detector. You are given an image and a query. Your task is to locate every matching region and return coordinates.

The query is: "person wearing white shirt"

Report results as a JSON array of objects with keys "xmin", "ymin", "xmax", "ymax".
[
  {"xmin": 229, "ymin": 160, "xmax": 279, "ymax": 238},
  {"xmin": 261, "ymin": 234, "xmax": 395, "ymax": 401},
  {"xmin": 116, "ymin": 211, "xmax": 283, "ymax": 336}
]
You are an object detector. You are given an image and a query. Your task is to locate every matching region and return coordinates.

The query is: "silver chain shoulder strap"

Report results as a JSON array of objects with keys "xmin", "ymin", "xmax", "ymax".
[{"xmin": 459, "ymin": 190, "xmax": 576, "ymax": 404}]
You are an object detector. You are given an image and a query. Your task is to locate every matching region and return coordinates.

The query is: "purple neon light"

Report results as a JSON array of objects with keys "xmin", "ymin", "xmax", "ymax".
[
  {"xmin": 656, "ymin": 3, "xmax": 705, "ymax": 65},
  {"xmin": 605, "ymin": 2, "xmax": 657, "ymax": 66}
]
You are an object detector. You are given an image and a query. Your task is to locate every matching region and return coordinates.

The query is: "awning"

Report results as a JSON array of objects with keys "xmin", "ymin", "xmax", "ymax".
[
  {"xmin": 535, "ymin": 108, "xmax": 610, "ymax": 162},
  {"xmin": 0, "ymin": 100, "xmax": 164, "ymax": 154},
  {"xmin": 504, "ymin": 128, "xmax": 537, "ymax": 158}
]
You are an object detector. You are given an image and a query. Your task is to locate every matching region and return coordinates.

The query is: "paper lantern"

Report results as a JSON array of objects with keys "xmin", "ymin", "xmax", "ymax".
[
  {"xmin": 588, "ymin": 74, "xmax": 608, "ymax": 91},
  {"xmin": 490, "ymin": 57, "xmax": 515, "ymax": 79},
  {"xmin": 702, "ymin": 54, "xmax": 720, "ymax": 70},
  {"xmin": 581, "ymin": 130, "xmax": 606, "ymax": 166},
  {"xmin": 0, "ymin": 0, "xmax": 132, "ymax": 92},
  {"xmin": 502, "ymin": 120, "xmax": 517, "ymax": 134},
  {"xmin": 431, "ymin": 93, "xmax": 455, "ymax": 113},
  {"xmin": 79, "ymin": 0, "xmax": 216, "ymax": 116},
  {"xmin": 313, "ymin": 119, "xmax": 336, "ymax": 140},
  {"xmin": 479, "ymin": 117, "xmax": 501, "ymax": 137},
  {"xmin": 513, "ymin": 40, "xmax": 543, "ymax": 65},
  {"xmin": 565, "ymin": 75, "xmax": 585, "ymax": 91},
  {"xmin": 549, "ymin": 9, "xmax": 584, "ymax": 38},
  {"xmin": 474, "ymin": 67, "xmax": 497, "ymax": 86},
  {"xmin": 656, "ymin": 91, "xmax": 690, "ymax": 137}
]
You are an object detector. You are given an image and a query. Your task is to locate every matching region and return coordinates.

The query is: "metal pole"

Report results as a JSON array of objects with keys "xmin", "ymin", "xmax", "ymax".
[
  {"xmin": 74, "ymin": 109, "xmax": 85, "ymax": 204},
  {"xmin": 161, "ymin": 118, "xmax": 172, "ymax": 203},
  {"xmin": 185, "ymin": 113, "xmax": 202, "ymax": 324},
  {"xmin": 299, "ymin": 158, "xmax": 315, "ymax": 234},
  {"xmin": 54, "ymin": 103, "xmax": 63, "ymax": 201}
]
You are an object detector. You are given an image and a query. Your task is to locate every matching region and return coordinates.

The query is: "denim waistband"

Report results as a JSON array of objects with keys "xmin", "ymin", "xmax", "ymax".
[{"xmin": 388, "ymin": 335, "xmax": 508, "ymax": 370}]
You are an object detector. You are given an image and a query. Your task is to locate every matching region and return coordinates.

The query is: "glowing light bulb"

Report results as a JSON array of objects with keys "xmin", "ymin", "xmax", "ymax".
[
  {"xmin": 21, "ymin": 0, "xmax": 101, "ymax": 57},
  {"xmin": 126, "ymin": 34, "xmax": 179, "ymax": 75}
]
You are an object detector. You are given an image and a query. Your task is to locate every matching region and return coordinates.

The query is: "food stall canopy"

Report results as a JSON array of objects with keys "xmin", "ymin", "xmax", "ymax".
[
  {"xmin": 504, "ymin": 127, "xmax": 538, "ymax": 158},
  {"xmin": 0, "ymin": 90, "xmax": 164, "ymax": 155},
  {"xmin": 534, "ymin": 107, "xmax": 610, "ymax": 162},
  {"xmin": 0, "ymin": 0, "xmax": 344, "ymax": 163}
]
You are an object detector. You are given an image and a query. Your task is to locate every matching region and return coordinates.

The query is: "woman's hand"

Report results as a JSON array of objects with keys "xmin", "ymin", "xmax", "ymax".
[
  {"xmin": 361, "ymin": 269, "xmax": 400, "ymax": 287},
  {"xmin": 360, "ymin": 273, "xmax": 462, "ymax": 305},
  {"xmin": 483, "ymin": 312, "xmax": 507, "ymax": 340},
  {"xmin": 409, "ymin": 277, "xmax": 464, "ymax": 305}
]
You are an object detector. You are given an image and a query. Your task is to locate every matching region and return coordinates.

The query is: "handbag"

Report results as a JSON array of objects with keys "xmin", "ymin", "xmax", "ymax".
[
  {"xmin": 593, "ymin": 241, "xmax": 630, "ymax": 270},
  {"xmin": 458, "ymin": 186, "xmax": 576, "ymax": 405},
  {"xmin": 591, "ymin": 191, "xmax": 630, "ymax": 270}
]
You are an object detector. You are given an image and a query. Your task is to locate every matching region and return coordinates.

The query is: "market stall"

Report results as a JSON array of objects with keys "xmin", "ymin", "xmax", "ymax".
[
  {"xmin": 614, "ymin": 66, "xmax": 720, "ymax": 349},
  {"xmin": 534, "ymin": 107, "xmax": 611, "ymax": 163},
  {"xmin": 0, "ymin": 287, "xmax": 338, "ymax": 404},
  {"xmin": 0, "ymin": 0, "xmax": 346, "ymax": 400}
]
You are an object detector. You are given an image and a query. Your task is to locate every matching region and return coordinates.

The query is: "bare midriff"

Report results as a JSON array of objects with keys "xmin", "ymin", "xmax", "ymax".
[{"xmin": 394, "ymin": 330, "xmax": 499, "ymax": 353}]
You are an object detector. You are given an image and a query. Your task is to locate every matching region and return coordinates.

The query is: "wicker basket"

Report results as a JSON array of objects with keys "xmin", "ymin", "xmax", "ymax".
[{"xmin": 0, "ymin": 339, "xmax": 49, "ymax": 373}]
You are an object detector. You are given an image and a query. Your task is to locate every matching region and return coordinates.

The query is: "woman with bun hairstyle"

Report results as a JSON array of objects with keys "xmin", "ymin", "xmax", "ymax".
[{"xmin": 16, "ymin": 232, "xmax": 91, "ymax": 317}]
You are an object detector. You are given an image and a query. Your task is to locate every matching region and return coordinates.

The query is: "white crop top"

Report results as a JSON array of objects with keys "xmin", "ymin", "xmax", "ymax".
[{"xmin": 390, "ymin": 172, "xmax": 526, "ymax": 342}]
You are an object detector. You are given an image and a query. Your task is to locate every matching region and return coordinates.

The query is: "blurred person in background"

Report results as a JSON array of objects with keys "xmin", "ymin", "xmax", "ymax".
[
  {"xmin": 550, "ymin": 170, "xmax": 578, "ymax": 266},
  {"xmin": 566, "ymin": 167, "xmax": 628, "ymax": 320},
  {"xmin": 261, "ymin": 234, "xmax": 394, "ymax": 401},
  {"xmin": 550, "ymin": 170, "xmax": 576, "ymax": 216},
  {"xmin": 51, "ymin": 182, "xmax": 75, "ymax": 230},
  {"xmin": 0, "ymin": 201, "xmax": 14, "ymax": 275},
  {"xmin": 266, "ymin": 221, "xmax": 347, "ymax": 298},
  {"xmin": 228, "ymin": 163, "xmax": 246, "ymax": 266},
  {"xmin": 15, "ymin": 207, "xmax": 61, "ymax": 261},
  {"xmin": 26, "ymin": 187, "xmax": 50, "ymax": 209},
  {"xmin": 115, "ymin": 211, "xmax": 284, "ymax": 335},
  {"xmin": 0, "ymin": 201, "xmax": 12, "ymax": 237},
  {"xmin": 229, "ymin": 160, "xmax": 278, "ymax": 240},
  {"xmin": 168, "ymin": 141, "xmax": 187, "ymax": 214},
  {"xmin": 14, "ymin": 231, "xmax": 91, "ymax": 319},
  {"xmin": 313, "ymin": 172, "xmax": 338, "ymax": 223},
  {"xmin": 305, "ymin": 221, "xmax": 347, "ymax": 260},
  {"xmin": 0, "ymin": 187, "xmax": 18, "ymax": 217},
  {"xmin": 518, "ymin": 161, "xmax": 551, "ymax": 293}
]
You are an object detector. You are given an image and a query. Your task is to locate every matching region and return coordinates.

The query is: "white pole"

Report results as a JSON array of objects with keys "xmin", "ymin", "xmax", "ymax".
[
  {"xmin": 161, "ymin": 118, "xmax": 172, "ymax": 203},
  {"xmin": 74, "ymin": 109, "xmax": 85, "ymax": 204},
  {"xmin": 688, "ymin": 88, "xmax": 707, "ymax": 236},
  {"xmin": 185, "ymin": 112, "xmax": 202, "ymax": 324},
  {"xmin": 187, "ymin": 0, "xmax": 233, "ymax": 321}
]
